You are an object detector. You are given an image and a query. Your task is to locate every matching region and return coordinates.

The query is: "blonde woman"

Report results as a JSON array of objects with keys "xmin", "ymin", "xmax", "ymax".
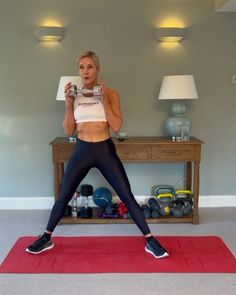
[{"xmin": 26, "ymin": 51, "xmax": 168, "ymax": 259}]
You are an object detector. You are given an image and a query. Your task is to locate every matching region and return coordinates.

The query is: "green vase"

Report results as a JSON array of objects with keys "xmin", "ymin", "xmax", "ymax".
[
  {"xmin": 165, "ymin": 101, "xmax": 191, "ymax": 137},
  {"xmin": 166, "ymin": 116, "xmax": 191, "ymax": 137}
]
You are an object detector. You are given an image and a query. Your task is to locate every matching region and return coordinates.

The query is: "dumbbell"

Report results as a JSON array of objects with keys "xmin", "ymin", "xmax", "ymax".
[
  {"xmin": 151, "ymin": 210, "xmax": 160, "ymax": 218},
  {"xmin": 148, "ymin": 198, "xmax": 160, "ymax": 218},
  {"xmin": 80, "ymin": 184, "xmax": 93, "ymax": 219},
  {"xmin": 104, "ymin": 201, "xmax": 114, "ymax": 215},
  {"xmin": 141, "ymin": 204, "xmax": 151, "ymax": 219},
  {"xmin": 148, "ymin": 198, "xmax": 160, "ymax": 211},
  {"xmin": 69, "ymin": 85, "xmax": 101, "ymax": 97}
]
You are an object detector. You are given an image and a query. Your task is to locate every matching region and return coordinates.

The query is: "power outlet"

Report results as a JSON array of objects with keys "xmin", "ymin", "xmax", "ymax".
[{"xmin": 232, "ymin": 75, "xmax": 236, "ymax": 84}]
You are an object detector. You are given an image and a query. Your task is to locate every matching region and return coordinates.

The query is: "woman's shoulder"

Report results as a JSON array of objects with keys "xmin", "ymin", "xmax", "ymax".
[{"xmin": 106, "ymin": 87, "xmax": 120, "ymax": 99}]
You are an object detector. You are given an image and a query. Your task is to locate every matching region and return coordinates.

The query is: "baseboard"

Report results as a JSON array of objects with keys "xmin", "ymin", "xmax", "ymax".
[
  {"xmin": 0, "ymin": 197, "xmax": 55, "ymax": 209},
  {"xmin": 0, "ymin": 195, "xmax": 236, "ymax": 209},
  {"xmin": 199, "ymin": 195, "xmax": 236, "ymax": 207}
]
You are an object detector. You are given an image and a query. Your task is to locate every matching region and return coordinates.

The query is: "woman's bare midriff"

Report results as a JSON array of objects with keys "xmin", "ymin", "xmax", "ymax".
[{"xmin": 76, "ymin": 122, "xmax": 110, "ymax": 142}]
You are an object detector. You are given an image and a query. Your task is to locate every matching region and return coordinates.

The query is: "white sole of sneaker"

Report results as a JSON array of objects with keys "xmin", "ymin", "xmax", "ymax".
[
  {"xmin": 25, "ymin": 243, "xmax": 54, "ymax": 255},
  {"xmin": 145, "ymin": 246, "xmax": 169, "ymax": 259}
]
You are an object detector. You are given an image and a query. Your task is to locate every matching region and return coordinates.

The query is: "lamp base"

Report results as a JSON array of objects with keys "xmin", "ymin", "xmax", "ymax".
[
  {"xmin": 165, "ymin": 116, "xmax": 191, "ymax": 138},
  {"xmin": 165, "ymin": 101, "xmax": 191, "ymax": 138}
]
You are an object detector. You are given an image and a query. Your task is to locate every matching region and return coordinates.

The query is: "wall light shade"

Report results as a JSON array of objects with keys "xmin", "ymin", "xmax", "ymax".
[
  {"xmin": 33, "ymin": 26, "xmax": 65, "ymax": 42},
  {"xmin": 156, "ymin": 27, "xmax": 185, "ymax": 42},
  {"xmin": 56, "ymin": 76, "xmax": 82, "ymax": 101}
]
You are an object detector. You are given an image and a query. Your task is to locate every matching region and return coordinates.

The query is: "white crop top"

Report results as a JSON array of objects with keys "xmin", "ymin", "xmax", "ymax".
[{"xmin": 73, "ymin": 94, "xmax": 107, "ymax": 123}]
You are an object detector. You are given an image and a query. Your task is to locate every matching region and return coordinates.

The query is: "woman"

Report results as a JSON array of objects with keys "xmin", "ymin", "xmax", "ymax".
[{"xmin": 26, "ymin": 51, "xmax": 169, "ymax": 259}]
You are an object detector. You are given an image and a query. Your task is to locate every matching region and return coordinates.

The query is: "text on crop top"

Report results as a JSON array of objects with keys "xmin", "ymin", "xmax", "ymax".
[{"xmin": 73, "ymin": 94, "xmax": 107, "ymax": 123}]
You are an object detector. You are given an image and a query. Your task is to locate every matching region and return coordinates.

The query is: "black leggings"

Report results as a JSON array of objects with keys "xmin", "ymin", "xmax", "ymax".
[{"xmin": 46, "ymin": 138, "xmax": 151, "ymax": 235}]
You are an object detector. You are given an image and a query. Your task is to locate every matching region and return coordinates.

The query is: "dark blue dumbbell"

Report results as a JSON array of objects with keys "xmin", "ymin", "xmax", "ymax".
[
  {"xmin": 148, "ymin": 198, "xmax": 160, "ymax": 211},
  {"xmin": 141, "ymin": 205, "xmax": 151, "ymax": 219}
]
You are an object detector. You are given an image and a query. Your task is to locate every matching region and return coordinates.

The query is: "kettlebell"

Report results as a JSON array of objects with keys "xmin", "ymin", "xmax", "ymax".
[
  {"xmin": 156, "ymin": 193, "xmax": 173, "ymax": 216},
  {"xmin": 170, "ymin": 201, "xmax": 184, "ymax": 218},
  {"xmin": 175, "ymin": 190, "xmax": 193, "ymax": 216}
]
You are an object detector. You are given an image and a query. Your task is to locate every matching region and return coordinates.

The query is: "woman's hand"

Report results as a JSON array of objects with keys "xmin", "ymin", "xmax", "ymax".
[
  {"xmin": 99, "ymin": 78, "xmax": 110, "ymax": 105},
  {"xmin": 64, "ymin": 82, "xmax": 75, "ymax": 109}
]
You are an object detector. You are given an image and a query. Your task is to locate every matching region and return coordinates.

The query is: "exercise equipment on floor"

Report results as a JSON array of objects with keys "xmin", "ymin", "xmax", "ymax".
[
  {"xmin": 93, "ymin": 187, "xmax": 112, "ymax": 207},
  {"xmin": 169, "ymin": 190, "xmax": 193, "ymax": 218},
  {"xmin": 92, "ymin": 187, "xmax": 119, "ymax": 218},
  {"xmin": 99, "ymin": 202, "xmax": 119, "ymax": 218},
  {"xmin": 141, "ymin": 198, "xmax": 162, "ymax": 219},
  {"xmin": 80, "ymin": 184, "xmax": 93, "ymax": 219},
  {"xmin": 150, "ymin": 184, "xmax": 194, "ymax": 218},
  {"xmin": 153, "ymin": 186, "xmax": 175, "ymax": 216},
  {"xmin": 118, "ymin": 202, "xmax": 129, "ymax": 219},
  {"xmin": 141, "ymin": 204, "xmax": 152, "ymax": 219},
  {"xmin": 148, "ymin": 198, "xmax": 161, "ymax": 218}
]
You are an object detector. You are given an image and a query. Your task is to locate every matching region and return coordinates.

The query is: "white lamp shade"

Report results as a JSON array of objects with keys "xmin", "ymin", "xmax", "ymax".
[
  {"xmin": 158, "ymin": 75, "xmax": 198, "ymax": 100},
  {"xmin": 56, "ymin": 76, "xmax": 82, "ymax": 101}
]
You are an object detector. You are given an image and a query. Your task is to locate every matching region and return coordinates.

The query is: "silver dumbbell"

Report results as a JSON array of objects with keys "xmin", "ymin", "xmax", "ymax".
[{"xmin": 69, "ymin": 85, "xmax": 101, "ymax": 97}]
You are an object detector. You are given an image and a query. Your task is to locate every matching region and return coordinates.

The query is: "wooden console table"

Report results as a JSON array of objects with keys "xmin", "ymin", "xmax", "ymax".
[{"xmin": 50, "ymin": 137, "xmax": 204, "ymax": 224}]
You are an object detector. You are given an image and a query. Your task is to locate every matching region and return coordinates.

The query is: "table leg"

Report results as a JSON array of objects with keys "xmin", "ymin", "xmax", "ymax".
[
  {"xmin": 54, "ymin": 162, "xmax": 64, "ymax": 200},
  {"xmin": 192, "ymin": 161, "xmax": 200, "ymax": 224},
  {"xmin": 186, "ymin": 162, "xmax": 192, "ymax": 191}
]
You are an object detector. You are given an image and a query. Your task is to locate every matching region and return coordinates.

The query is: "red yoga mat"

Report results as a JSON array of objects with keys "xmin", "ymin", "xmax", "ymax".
[{"xmin": 1, "ymin": 236, "xmax": 236, "ymax": 273}]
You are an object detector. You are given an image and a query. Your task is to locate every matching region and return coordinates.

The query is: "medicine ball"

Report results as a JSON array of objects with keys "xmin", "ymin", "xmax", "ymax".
[{"xmin": 93, "ymin": 187, "xmax": 112, "ymax": 207}]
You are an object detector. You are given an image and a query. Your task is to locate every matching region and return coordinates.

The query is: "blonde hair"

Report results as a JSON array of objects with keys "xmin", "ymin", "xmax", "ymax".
[{"xmin": 76, "ymin": 51, "xmax": 100, "ymax": 70}]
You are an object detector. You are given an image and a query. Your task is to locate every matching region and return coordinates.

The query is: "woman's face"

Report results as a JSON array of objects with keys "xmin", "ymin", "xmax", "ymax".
[{"xmin": 78, "ymin": 57, "xmax": 98, "ymax": 88}]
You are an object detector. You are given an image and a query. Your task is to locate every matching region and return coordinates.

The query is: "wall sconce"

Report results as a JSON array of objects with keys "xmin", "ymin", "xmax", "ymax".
[
  {"xmin": 156, "ymin": 27, "xmax": 185, "ymax": 42},
  {"xmin": 56, "ymin": 76, "xmax": 82, "ymax": 101},
  {"xmin": 33, "ymin": 26, "xmax": 65, "ymax": 42}
]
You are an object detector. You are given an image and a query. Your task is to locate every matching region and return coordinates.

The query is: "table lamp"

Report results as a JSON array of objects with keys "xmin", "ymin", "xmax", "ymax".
[
  {"xmin": 158, "ymin": 75, "xmax": 198, "ymax": 138},
  {"xmin": 56, "ymin": 76, "xmax": 82, "ymax": 101}
]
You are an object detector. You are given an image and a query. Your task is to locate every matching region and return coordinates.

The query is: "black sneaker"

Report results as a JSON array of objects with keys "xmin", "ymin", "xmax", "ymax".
[
  {"xmin": 145, "ymin": 238, "xmax": 169, "ymax": 259},
  {"xmin": 25, "ymin": 234, "xmax": 54, "ymax": 254}
]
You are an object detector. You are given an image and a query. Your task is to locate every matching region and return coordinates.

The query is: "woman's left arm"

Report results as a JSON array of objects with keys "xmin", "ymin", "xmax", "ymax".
[{"xmin": 101, "ymin": 80, "xmax": 123, "ymax": 133}]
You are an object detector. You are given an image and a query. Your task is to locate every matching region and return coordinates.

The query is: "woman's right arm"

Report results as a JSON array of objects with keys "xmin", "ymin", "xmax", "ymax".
[{"xmin": 63, "ymin": 82, "xmax": 76, "ymax": 136}]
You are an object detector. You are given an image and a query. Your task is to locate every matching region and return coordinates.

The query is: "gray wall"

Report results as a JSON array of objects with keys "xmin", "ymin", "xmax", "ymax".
[{"xmin": 0, "ymin": 0, "xmax": 236, "ymax": 198}]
